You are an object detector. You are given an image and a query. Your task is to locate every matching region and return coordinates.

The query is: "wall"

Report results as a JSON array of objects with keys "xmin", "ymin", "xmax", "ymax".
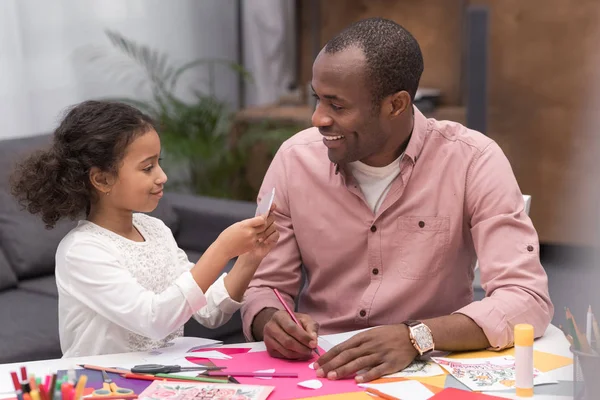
[
  {"xmin": 0, "ymin": 0, "xmax": 240, "ymax": 140},
  {"xmin": 296, "ymin": 0, "xmax": 600, "ymax": 246}
]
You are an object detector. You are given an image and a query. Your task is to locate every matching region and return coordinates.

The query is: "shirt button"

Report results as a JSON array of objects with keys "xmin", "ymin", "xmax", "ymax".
[
  {"xmin": 359, "ymin": 310, "xmax": 367, "ymax": 317},
  {"xmin": 527, "ymin": 245, "xmax": 534, "ymax": 252},
  {"xmin": 372, "ymin": 268, "xmax": 379, "ymax": 275},
  {"xmin": 370, "ymin": 225, "xmax": 377, "ymax": 232},
  {"xmin": 418, "ymin": 220, "xmax": 425, "ymax": 228}
]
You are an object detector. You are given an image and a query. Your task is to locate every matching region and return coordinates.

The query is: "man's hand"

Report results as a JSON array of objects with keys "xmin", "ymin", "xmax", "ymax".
[
  {"xmin": 314, "ymin": 325, "xmax": 418, "ymax": 383},
  {"xmin": 254, "ymin": 308, "xmax": 319, "ymax": 360}
]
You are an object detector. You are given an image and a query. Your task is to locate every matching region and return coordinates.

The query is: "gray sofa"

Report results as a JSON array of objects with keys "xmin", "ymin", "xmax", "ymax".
[{"xmin": 0, "ymin": 134, "xmax": 256, "ymax": 364}]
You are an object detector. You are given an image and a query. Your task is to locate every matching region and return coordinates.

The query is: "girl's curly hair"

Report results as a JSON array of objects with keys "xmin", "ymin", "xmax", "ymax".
[{"xmin": 10, "ymin": 100, "xmax": 157, "ymax": 229}]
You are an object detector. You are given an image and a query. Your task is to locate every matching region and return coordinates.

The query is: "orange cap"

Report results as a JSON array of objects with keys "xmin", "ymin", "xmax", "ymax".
[
  {"xmin": 516, "ymin": 387, "xmax": 534, "ymax": 397},
  {"xmin": 515, "ymin": 324, "xmax": 534, "ymax": 346}
]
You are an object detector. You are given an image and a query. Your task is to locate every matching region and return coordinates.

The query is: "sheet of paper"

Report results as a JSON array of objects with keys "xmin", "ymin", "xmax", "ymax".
[
  {"xmin": 138, "ymin": 379, "xmax": 274, "ymax": 400},
  {"xmin": 446, "ymin": 349, "xmax": 573, "ymax": 373},
  {"xmin": 212, "ymin": 348, "xmax": 361, "ymax": 400},
  {"xmin": 360, "ymin": 380, "xmax": 435, "ymax": 400},
  {"xmin": 428, "ymin": 387, "xmax": 511, "ymax": 399},
  {"xmin": 117, "ymin": 337, "xmax": 222, "ymax": 370},
  {"xmin": 383, "ymin": 359, "xmax": 445, "ymax": 378},
  {"xmin": 432, "ymin": 356, "xmax": 557, "ymax": 392},
  {"xmin": 321, "ymin": 328, "xmax": 374, "ymax": 347},
  {"xmin": 149, "ymin": 336, "xmax": 222, "ymax": 354}
]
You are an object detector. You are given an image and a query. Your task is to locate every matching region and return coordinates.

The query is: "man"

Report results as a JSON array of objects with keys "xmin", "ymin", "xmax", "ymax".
[{"xmin": 241, "ymin": 17, "xmax": 553, "ymax": 383}]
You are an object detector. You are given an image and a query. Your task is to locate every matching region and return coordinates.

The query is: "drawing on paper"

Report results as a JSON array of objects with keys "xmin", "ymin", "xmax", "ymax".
[
  {"xmin": 432, "ymin": 356, "xmax": 555, "ymax": 392},
  {"xmin": 384, "ymin": 360, "xmax": 445, "ymax": 378},
  {"xmin": 139, "ymin": 380, "xmax": 274, "ymax": 400}
]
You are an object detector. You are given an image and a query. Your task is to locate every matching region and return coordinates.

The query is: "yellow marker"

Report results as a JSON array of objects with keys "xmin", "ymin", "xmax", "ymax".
[
  {"xmin": 515, "ymin": 324, "xmax": 534, "ymax": 397},
  {"xmin": 74, "ymin": 375, "xmax": 87, "ymax": 400}
]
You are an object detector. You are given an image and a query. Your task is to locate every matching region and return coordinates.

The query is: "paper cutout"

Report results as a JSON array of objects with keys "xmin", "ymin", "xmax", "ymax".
[
  {"xmin": 185, "ymin": 350, "xmax": 232, "ymax": 360},
  {"xmin": 298, "ymin": 380, "xmax": 323, "ymax": 389},
  {"xmin": 213, "ymin": 348, "xmax": 361, "ymax": 400},
  {"xmin": 254, "ymin": 369, "xmax": 276, "ymax": 380},
  {"xmin": 446, "ymin": 349, "xmax": 572, "ymax": 372},
  {"xmin": 383, "ymin": 360, "xmax": 445, "ymax": 378},
  {"xmin": 432, "ymin": 356, "xmax": 557, "ymax": 391},
  {"xmin": 308, "ymin": 362, "xmax": 316, "ymax": 370},
  {"xmin": 360, "ymin": 380, "xmax": 435, "ymax": 400},
  {"xmin": 138, "ymin": 379, "xmax": 274, "ymax": 400}
]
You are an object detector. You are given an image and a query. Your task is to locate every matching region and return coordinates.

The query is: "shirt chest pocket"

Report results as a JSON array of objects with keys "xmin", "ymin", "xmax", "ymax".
[{"xmin": 393, "ymin": 216, "xmax": 450, "ymax": 279}]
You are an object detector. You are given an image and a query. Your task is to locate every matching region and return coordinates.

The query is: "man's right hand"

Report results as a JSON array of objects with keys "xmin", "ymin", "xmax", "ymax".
[{"xmin": 252, "ymin": 308, "xmax": 319, "ymax": 360}]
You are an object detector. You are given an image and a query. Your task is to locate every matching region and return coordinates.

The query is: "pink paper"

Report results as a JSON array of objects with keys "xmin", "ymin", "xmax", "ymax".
[{"xmin": 214, "ymin": 348, "xmax": 363, "ymax": 400}]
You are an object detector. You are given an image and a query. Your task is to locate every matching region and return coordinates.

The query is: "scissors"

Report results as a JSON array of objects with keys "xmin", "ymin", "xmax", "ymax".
[
  {"xmin": 93, "ymin": 371, "xmax": 134, "ymax": 397},
  {"xmin": 130, "ymin": 364, "xmax": 226, "ymax": 374}
]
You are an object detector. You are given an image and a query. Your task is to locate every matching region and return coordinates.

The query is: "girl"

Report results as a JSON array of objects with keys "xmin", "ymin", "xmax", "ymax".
[{"xmin": 10, "ymin": 100, "xmax": 279, "ymax": 357}]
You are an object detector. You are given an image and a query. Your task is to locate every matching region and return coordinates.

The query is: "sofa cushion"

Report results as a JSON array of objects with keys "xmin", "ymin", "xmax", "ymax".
[
  {"xmin": 0, "ymin": 289, "xmax": 61, "ymax": 363},
  {"xmin": 0, "ymin": 191, "xmax": 76, "ymax": 279},
  {"xmin": 0, "ymin": 248, "xmax": 18, "ymax": 291},
  {"xmin": 19, "ymin": 275, "xmax": 58, "ymax": 297}
]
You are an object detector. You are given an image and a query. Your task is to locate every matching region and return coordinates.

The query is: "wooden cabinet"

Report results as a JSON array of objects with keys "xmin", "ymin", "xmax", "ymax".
[{"xmin": 295, "ymin": 0, "xmax": 600, "ymax": 246}]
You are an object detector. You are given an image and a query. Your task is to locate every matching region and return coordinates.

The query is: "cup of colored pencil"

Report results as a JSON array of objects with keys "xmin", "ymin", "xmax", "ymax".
[{"xmin": 562, "ymin": 306, "xmax": 600, "ymax": 400}]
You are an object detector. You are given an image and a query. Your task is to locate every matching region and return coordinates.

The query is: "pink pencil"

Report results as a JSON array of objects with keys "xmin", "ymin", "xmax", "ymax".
[
  {"xmin": 207, "ymin": 371, "xmax": 298, "ymax": 378},
  {"xmin": 273, "ymin": 288, "xmax": 320, "ymax": 356}
]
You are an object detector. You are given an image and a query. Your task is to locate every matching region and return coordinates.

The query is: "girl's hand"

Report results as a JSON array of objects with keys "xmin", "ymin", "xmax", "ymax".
[
  {"xmin": 218, "ymin": 214, "xmax": 268, "ymax": 259},
  {"xmin": 247, "ymin": 210, "xmax": 279, "ymax": 262}
]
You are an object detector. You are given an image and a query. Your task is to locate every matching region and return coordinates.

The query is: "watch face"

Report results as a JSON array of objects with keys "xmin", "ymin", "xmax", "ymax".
[{"xmin": 412, "ymin": 324, "xmax": 434, "ymax": 350}]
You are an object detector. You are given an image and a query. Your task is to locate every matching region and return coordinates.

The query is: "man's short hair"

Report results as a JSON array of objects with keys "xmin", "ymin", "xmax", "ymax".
[{"xmin": 325, "ymin": 17, "xmax": 424, "ymax": 106}]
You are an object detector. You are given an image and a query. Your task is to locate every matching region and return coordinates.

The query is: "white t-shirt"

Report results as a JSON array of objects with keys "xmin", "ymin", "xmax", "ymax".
[
  {"xmin": 349, "ymin": 154, "xmax": 403, "ymax": 213},
  {"xmin": 55, "ymin": 213, "xmax": 240, "ymax": 358}
]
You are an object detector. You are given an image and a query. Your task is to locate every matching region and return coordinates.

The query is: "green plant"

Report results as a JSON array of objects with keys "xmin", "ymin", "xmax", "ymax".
[{"xmin": 88, "ymin": 29, "xmax": 259, "ymax": 199}]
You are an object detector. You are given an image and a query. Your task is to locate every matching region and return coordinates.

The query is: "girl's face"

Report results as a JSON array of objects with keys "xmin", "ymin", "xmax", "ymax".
[{"xmin": 106, "ymin": 129, "xmax": 167, "ymax": 213}]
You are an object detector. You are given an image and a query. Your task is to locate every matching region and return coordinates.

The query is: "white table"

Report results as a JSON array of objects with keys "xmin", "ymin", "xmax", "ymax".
[{"xmin": 0, "ymin": 324, "xmax": 574, "ymax": 400}]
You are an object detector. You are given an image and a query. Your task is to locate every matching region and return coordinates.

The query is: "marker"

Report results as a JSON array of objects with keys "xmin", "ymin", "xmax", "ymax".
[{"xmin": 10, "ymin": 371, "xmax": 24, "ymax": 400}]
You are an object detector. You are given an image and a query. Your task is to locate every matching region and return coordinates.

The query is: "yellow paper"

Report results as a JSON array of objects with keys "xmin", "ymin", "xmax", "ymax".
[
  {"xmin": 409, "ymin": 374, "xmax": 448, "ymax": 389},
  {"xmin": 447, "ymin": 349, "xmax": 572, "ymax": 372},
  {"xmin": 296, "ymin": 392, "xmax": 372, "ymax": 400},
  {"xmin": 372, "ymin": 373, "xmax": 448, "ymax": 390}
]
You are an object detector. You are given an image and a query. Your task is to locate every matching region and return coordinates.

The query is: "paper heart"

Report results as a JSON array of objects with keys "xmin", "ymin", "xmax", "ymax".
[
  {"xmin": 308, "ymin": 362, "xmax": 316, "ymax": 370},
  {"xmin": 297, "ymin": 379, "xmax": 323, "ymax": 389},
  {"xmin": 254, "ymin": 369, "xmax": 276, "ymax": 380}
]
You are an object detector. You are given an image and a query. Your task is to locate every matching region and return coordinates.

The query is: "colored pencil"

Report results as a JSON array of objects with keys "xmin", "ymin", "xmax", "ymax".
[
  {"xmin": 273, "ymin": 288, "xmax": 320, "ymax": 356},
  {"xmin": 48, "ymin": 374, "xmax": 56, "ymax": 400},
  {"xmin": 566, "ymin": 307, "xmax": 592, "ymax": 353},
  {"xmin": 587, "ymin": 306, "xmax": 593, "ymax": 345},
  {"xmin": 154, "ymin": 373, "xmax": 230, "ymax": 384},
  {"xmin": 122, "ymin": 373, "xmax": 229, "ymax": 385}
]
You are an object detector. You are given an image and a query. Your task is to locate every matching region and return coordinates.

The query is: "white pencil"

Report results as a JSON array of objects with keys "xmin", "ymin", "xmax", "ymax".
[{"xmin": 587, "ymin": 305, "xmax": 593, "ymax": 346}]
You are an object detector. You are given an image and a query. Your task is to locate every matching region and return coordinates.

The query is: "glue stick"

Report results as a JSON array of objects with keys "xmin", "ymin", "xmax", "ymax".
[{"xmin": 515, "ymin": 323, "xmax": 534, "ymax": 397}]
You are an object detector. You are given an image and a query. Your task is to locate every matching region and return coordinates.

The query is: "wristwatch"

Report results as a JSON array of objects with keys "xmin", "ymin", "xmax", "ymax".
[{"xmin": 402, "ymin": 320, "xmax": 435, "ymax": 356}]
